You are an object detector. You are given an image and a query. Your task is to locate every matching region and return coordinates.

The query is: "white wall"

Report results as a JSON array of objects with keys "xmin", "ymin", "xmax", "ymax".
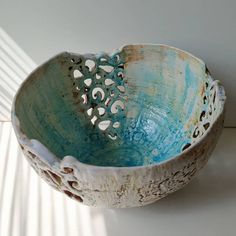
[{"xmin": 0, "ymin": 0, "xmax": 235, "ymax": 126}]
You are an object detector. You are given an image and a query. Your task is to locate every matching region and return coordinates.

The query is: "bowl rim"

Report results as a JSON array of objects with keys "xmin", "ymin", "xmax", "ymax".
[{"xmin": 11, "ymin": 43, "xmax": 226, "ymax": 171}]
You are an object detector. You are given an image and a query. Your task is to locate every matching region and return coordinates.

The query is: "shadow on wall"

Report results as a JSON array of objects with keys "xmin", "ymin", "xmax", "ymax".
[{"xmin": 0, "ymin": 27, "xmax": 36, "ymax": 121}]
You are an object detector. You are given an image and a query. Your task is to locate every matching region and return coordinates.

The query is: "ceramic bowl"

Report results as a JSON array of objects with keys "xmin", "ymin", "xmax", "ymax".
[{"xmin": 12, "ymin": 44, "xmax": 226, "ymax": 208}]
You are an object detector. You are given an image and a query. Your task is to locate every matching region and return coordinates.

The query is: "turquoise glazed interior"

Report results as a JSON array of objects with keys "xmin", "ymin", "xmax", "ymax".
[{"xmin": 14, "ymin": 45, "xmax": 221, "ymax": 167}]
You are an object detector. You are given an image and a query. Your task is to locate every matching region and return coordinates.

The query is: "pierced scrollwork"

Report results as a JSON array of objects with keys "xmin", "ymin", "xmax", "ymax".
[
  {"xmin": 68, "ymin": 52, "xmax": 127, "ymax": 140},
  {"xmin": 182, "ymin": 74, "xmax": 219, "ymax": 151},
  {"xmin": 193, "ymin": 79, "xmax": 217, "ymax": 137}
]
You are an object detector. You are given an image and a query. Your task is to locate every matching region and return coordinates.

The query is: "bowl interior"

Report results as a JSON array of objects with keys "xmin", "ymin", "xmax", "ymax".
[{"xmin": 14, "ymin": 45, "xmax": 222, "ymax": 167}]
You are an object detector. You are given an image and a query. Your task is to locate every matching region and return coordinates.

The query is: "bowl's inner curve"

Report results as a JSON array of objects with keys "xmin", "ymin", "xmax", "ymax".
[{"xmin": 15, "ymin": 45, "xmax": 220, "ymax": 167}]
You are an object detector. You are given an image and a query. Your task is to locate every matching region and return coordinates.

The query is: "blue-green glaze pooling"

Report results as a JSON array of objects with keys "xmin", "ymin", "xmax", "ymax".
[{"xmin": 14, "ymin": 45, "xmax": 216, "ymax": 167}]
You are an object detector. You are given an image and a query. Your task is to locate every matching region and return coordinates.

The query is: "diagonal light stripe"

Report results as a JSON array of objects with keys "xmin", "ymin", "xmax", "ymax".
[
  {"xmin": 0, "ymin": 27, "xmax": 107, "ymax": 236},
  {"xmin": 0, "ymin": 28, "xmax": 36, "ymax": 72},
  {"xmin": 0, "ymin": 28, "xmax": 37, "ymax": 121}
]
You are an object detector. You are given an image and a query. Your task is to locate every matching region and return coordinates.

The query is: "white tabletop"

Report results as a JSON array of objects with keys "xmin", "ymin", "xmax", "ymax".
[
  {"xmin": 0, "ymin": 123, "xmax": 236, "ymax": 236},
  {"xmin": 0, "ymin": 28, "xmax": 236, "ymax": 236}
]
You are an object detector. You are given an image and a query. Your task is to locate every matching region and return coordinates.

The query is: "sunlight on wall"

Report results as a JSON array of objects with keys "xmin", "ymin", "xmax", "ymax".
[
  {"xmin": 0, "ymin": 27, "xmax": 36, "ymax": 121},
  {"xmin": 0, "ymin": 27, "xmax": 107, "ymax": 236}
]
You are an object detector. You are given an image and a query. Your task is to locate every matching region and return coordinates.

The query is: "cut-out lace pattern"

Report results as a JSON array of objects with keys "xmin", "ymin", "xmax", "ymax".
[
  {"xmin": 182, "ymin": 72, "xmax": 219, "ymax": 151},
  {"xmin": 68, "ymin": 52, "xmax": 126, "ymax": 140}
]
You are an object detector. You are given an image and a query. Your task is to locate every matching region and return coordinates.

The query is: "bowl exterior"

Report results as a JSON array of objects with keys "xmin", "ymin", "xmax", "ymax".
[
  {"xmin": 12, "ymin": 45, "xmax": 226, "ymax": 208},
  {"xmin": 17, "ymin": 109, "xmax": 224, "ymax": 208}
]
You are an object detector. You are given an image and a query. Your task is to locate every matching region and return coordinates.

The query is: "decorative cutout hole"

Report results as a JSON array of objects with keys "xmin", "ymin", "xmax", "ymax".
[
  {"xmin": 70, "ymin": 52, "xmax": 126, "ymax": 140},
  {"xmin": 27, "ymin": 151, "xmax": 36, "ymax": 159},
  {"xmin": 203, "ymin": 122, "xmax": 210, "ymax": 130},
  {"xmin": 87, "ymin": 108, "xmax": 93, "ymax": 116},
  {"xmin": 96, "ymin": 73, "xmax": 101, "ymax": 79},
  {"xmin": 108, "ymin": 133, "xmax": 117, "ymax": 140},
  {"xmin": 74, "ymin": 194, "xmax": 83, "ymax": 202},
  {"xmin": 97, "ymin": 107, "xmax": 105, "ymax": 116},
  {"xmin": 68, "ymin": 180, "xmax": 78, "ymax": 189},
  {"xmin": 110, "ymin": 90, "xmax": 115, "ymax": 97},
  {"xmin": 115, "ymin": 54, "xmax": 120, "ymax": 61},
  {"xmin": 85, "ymin": 59, "xmax": 95, "ymax": 72},
  {"xmin": 73, "ymin": 69, "xmax": 83, "ymax": 78},
  {"xmin": 99, "ymin": 65, "xmax": 114, "ymax": 73},
  {"xmin": 105, "ymin": 98, "xmax": 111, "ymax": 107},
  {"xmin": 81, "ymin": 94, "xmax": 88, "ymax": 104},
  {"xmin": 117, "ymin": 71, "xmax": 124, "ymax": 78},
  {"xmin": 98, "ymin": 120, "xmax": 111, "ymax": 130},
  {"xmin": 63, "ymin": 190, "xmax": 83, "ymax": 202},
  {"xmin": 48, "ymin": 170, "xmax": 61, "ymax": 185},
  {"xmin": 113, "ymin": 122, "xmax": 120, "ymax": 128},
  {"xmin": 213, "ymin": 91, "xmax": 216, "ymax": 103},
  {"xmin": 63, "ymin": 167, "xmax": 73, "ymax": 173},
  {"xmin": 91, "ymin": 116, "xmax": 97, "ymax": 125},
  {"xmin": 182, "ymin": 143, "xmax": 191, "ymax": 151},
  {"xmin": 200, "ymin": 111, "xmax": 206, "ymax": 121},
  {"xmin": 42, "ymin": 170, "xmax": 51, "ymax": 179},
  {"xmin": 105, "ymin": 78, "xmax": 115, "ymax": 86},
  {"xmin": 117, "ymin": 85, "xmax": 125, "ymax": 93},
  {"xmin": 193, "ymin": 127, "xmax": 200, "ymax": 138},
  {"xmin": 111, "ymin": 100, "xmax": 125, "ymax": 114},
  {"xmin": 84, "ymin": 78, "xmax": 92, "ymax": 86},
  {"xmin": 92, "ymin": 88, "xmax": 105, "ymax": 101},
  {"xmin": 100, "ymin": 57, "xmax": 107, "ymax": 62},
  {"xmin": 64, "ymin": 190, "xmax": 73, "ymax": 198}
]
